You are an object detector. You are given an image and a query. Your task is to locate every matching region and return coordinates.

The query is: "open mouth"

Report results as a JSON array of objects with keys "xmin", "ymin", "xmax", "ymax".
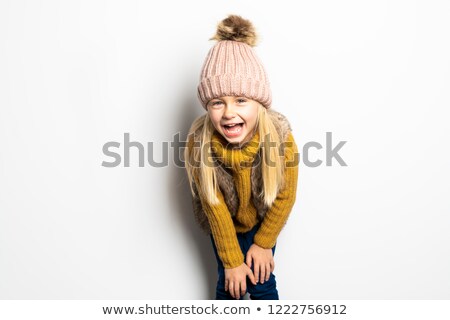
[{"xmin": 222, "ymin": 123, "xmax": 244, "ymax": 136}]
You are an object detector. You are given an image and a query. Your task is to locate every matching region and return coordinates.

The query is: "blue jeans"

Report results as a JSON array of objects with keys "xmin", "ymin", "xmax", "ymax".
[{"xmin": 209, "ymin": 222, "xmax": 279, "ymax": 300}]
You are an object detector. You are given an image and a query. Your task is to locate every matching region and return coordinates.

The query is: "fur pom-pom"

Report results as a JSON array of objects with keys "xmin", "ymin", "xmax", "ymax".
[{"xmin": 210, "ymin": 14, "xmax": 258, "ymax": 47}]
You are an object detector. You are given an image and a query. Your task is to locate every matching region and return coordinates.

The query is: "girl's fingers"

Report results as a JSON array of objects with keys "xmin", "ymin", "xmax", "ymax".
[
  {"xmin": 234, "ymin": 281, "xmax": 240, "ymax": 300},
  {"xmin": 246, "ymin": 253, "xmax": 253, "ymax": 268},
  {"xmin": 260, "ymin": 265, "xmax": 266, "ymax": 284},
  {"xmin": 266, "ymin": 263, "xmax": 271, "ymax": 281},
  {"xmin": 247, "ymin": 267, "xmax": 257, "ymax": 285},
  {"xmin": 240, "ymin": 280, "xmax": 246, "ymax": 298},
  {"xmin": 225, "ymin": 279, "xmax": 229, "ymax": 292},
  {"xmin": 254, "ymin": 263, "xmax": 260, "ymax": 283}
]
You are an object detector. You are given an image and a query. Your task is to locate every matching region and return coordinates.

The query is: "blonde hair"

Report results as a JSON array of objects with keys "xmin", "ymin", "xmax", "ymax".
[{"xmin": 184, "ymin": 104, "xmax": 285, "ymax": 207}]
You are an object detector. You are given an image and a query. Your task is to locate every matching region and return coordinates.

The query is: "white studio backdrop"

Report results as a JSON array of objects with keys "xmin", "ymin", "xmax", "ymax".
[{"xmin": 0, "ymin": 0, "xmax": 449, "ymax": 299}]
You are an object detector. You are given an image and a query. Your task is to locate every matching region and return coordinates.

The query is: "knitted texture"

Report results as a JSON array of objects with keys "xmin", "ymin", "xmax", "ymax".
[
  {"xmin": 191, "ymin": 130, "xmax": 298, "ymax": 268},
  {"xmin": 197, "ymin": 40, "xmax": 272, "ymax": 109},
  {"xmin": 211, "ymin": 129, "xmax": 261, "ymax": 170}
]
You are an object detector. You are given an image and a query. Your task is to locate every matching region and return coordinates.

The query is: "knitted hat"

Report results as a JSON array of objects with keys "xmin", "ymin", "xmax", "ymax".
[{"xmin": 197, "ymin": 14, "xmax": 272, "ymax": 109}]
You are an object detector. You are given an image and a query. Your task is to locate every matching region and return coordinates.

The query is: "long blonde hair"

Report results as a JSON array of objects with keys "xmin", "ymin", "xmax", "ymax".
[{"xmin": 184, "ymin": 104, "xmax": 285, "ymax": 207}]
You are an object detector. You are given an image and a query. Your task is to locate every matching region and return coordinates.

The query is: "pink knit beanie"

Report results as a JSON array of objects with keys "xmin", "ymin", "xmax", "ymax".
[{"xmin": 197, "ymin": 15, "xmax": 272, "ymax": 109}]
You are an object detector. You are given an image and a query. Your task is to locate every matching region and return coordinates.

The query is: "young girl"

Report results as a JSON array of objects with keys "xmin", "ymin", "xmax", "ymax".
[{"xmin": 184, "ymin": 14, "xmax": 299, "ymax": 300}]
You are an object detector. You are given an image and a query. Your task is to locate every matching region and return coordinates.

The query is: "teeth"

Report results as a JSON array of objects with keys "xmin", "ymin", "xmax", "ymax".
[{"xmin": 224, "ymin": 123, "xmax": 242, "ymax": 134}]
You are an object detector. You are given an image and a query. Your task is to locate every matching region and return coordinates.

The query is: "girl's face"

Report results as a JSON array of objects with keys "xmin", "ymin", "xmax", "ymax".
[{"xmin": 207, "ymin": 96, "xmax": 259, "ymax": 145}]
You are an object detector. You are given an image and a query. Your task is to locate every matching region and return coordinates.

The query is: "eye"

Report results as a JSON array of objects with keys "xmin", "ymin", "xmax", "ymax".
[
  {"xmin": 237, "ymin": 98, "xmax": 247, "ymax": 104},
  {"xmin": 209, "ymin": 100, "xmax": 223, "ymax": 108}
]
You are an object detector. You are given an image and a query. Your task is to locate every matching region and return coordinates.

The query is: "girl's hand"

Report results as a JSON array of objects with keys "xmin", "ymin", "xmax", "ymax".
[
  {"xmin": 224, "ymin": 263, "xmax": 257, "ymax": 299},
  {"xmin": 245, "ymin": 243, "xmax": 275, "ymax": 284}
]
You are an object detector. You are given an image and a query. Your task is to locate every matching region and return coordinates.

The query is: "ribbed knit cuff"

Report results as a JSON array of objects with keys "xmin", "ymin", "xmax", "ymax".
[
  {"xmin": 253, "ymin": 227, "xmax": 278, "ymax": 249},
  {"xmin": 198, "ymin": 187, "xmax": 245, "ymax": 269},
  {"xmin": 198, "ymin": 74, "xmax": 272, "ymax": 109},
  {"xmin": 208, "ymin": 214, "xmax": 245, "ymax": 269}
]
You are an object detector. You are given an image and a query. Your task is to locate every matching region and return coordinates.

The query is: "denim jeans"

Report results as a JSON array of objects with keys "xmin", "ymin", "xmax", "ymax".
[{"xmin": 209, "ymin": 221, "xmax": 279, "ymax": 300}]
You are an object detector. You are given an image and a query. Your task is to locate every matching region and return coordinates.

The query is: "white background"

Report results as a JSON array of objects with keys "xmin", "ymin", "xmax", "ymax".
[{"xmin": 1, "ymin": 0, "xmax": 449, "ymax": 299}]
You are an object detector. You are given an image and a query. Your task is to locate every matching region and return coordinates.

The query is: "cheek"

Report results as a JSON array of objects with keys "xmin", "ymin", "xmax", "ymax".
[
  {"xmin": 247, "ymin": 119, "xmax": 257, "ymax": 131},
  {"xmin": 208, "ymin": 113, "xmax": 222, "ymax": 128},
  {"xmin": 243, "ymin": 112, "xmax": 258, "ymax": 127}
]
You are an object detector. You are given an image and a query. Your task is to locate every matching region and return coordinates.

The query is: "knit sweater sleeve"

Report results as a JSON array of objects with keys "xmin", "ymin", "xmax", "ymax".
[
  {"xmin": 253, "ymin": 131, "xmax": 299, "ymax": 249},
  {"xmin": 187, "ymin": 134, "xmax": 244, "ymax": 269},
  {"xmin": 196, "ymin": 186, "xmax": 245, "ymax": 269}
]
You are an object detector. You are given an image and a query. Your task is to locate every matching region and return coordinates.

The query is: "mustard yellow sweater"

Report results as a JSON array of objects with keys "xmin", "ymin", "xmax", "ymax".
[{"xmin": 190, "ymin": 130, "xmax": 299, "ymax": 268}]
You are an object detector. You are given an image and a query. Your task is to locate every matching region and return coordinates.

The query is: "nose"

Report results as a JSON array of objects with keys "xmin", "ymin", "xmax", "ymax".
[{"xmin": 222, "ymin": 104, "xmax": 236, "ymax": 119}]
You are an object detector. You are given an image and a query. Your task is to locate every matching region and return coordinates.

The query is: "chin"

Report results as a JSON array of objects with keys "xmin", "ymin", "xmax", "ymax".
[{"xmin": 222, "ymin": 132, "xmax": 249, "ymax": 145}]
